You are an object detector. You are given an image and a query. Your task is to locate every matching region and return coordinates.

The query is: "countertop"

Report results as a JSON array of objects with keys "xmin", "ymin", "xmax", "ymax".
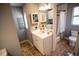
[{"xmin": 31, "ymin": 29, "xmax": 53, "ymax": 39}]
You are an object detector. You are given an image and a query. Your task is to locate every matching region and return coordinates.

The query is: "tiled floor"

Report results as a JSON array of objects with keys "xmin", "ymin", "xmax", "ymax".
[
  {"xmin": 20, "ymin": 41, "xmax": 42, "ymax": 56},
  {"xmin": 20, "ymin": 39, "xmax": 74, "ymax": 56},
  {"xmin": 51, "ymin": 39, "xmax": 74, "ymax": 56}
]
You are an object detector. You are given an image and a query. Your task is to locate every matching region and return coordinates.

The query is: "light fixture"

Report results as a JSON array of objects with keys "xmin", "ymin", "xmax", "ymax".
[{"xmin": 39, "ymin": 4, "xmax": 52, "ymax": 11}]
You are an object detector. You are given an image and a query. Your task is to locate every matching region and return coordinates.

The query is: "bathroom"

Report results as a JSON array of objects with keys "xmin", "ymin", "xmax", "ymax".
[{"xmin": 0, "ymin": 3, "xmax": 79, "ymax": 56}]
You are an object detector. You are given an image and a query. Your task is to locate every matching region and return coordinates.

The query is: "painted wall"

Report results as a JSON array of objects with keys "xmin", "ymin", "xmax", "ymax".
[
  {"xmin": 0, "ymin": 4, "xmax": 21, "ymax": 56},
  {"xmin": 57, "ymin": 4, "xmax": 67, "ymax": 12},
  {"xmin": 52, "ymin": 4, "xmax": 58, "ymax": 51},
  {"xmin": 23, "ymin": 4, "xmax": 38, "ymax": 42},
  {"xmin": 74, "ymin": 33, "xmax": 79, "ymax": 55}
]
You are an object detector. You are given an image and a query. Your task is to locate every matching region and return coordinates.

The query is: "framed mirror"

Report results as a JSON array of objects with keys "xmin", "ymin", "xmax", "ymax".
[{"xmin": 31, "ymin": 13, "xmax": 39, "ymax": 24}]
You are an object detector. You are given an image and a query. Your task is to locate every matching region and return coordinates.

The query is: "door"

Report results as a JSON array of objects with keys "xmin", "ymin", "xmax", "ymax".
[
  {"xmin": 11, "ymin": 7, "xmax": 27, "ymax": 42},
  {"xmin": 17, "ymin": 17, "xmax": 26, "ymax": 41}
]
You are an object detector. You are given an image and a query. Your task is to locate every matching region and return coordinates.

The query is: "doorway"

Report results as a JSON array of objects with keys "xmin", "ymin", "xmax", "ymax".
[{"xmin": 11, "ymin": 6, "xmax": 27, "ymax": 43}]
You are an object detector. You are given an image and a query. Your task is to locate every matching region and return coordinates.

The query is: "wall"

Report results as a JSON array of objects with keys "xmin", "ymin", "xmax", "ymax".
[
  {"xmin": 23, "ymin": 4, "xmax": 38, "ymax": 42},
  {"xmin": 11, "ymin": 6, "xmax": 27, "ymax": 42},
  {"xmin": 52, "ymin": 4, "xmax": 58, "ymax": 51},
  {"xmin": 57, "ymin": 4, "xmax": 67, "ymax": 12},
  {"xmin": 74, "ymin": 33, "xmax": 79, "ymax": 55},
  {"xmin": 0, "ymin": 4, "xmax": 21, "ymax": 56},
  {"xmin": 66, "ymin": 4, "xmax": 79, "ymax": 34}
]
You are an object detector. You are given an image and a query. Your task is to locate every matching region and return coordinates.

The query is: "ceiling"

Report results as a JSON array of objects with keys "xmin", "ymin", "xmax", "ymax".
[
  {"xmin": 10, "ymin": 3, "xmax": 63, "ymax": 7},
  {"xmin": 10, "ymin": 3, "xmax": 24, "ymax": 6}
]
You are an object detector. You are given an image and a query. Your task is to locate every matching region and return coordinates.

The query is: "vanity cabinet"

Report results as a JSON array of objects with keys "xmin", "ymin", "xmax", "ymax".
[{"xmin": 32, "ymin": 32, "xmax": 53, "ymax": 55}]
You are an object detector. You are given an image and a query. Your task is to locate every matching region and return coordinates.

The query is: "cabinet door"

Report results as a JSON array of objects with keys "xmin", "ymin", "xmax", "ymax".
[
  {"xmin": 43, "ymin": 36, "xmax": 53, "ymax": 55},
  {"xmin": 32, "ymin": 35, "xmax": 38, "ymax": 49},
  {"xmin": 39, "ymin": 13, "xmax": 47, "ymax": 22},
  {"xmin": 32, "ymin": 34, "xmax": 44, "ymax": 55},
  {"xmin": 37, "ymin": 37, "xmax": 44, "ymax": 54}
]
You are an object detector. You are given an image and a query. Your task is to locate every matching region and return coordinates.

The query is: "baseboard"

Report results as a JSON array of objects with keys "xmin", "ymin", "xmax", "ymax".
[
  {"xmin": 20, "ymin": 40, "xmax": 27, "ymax": 44},
  {"xmin": 20, "ymin": 39, "xmax": 33, "ymax": 47},
  {"xmin": 27, "ymin": 40, "xmax": 34, "ymax": 47}
]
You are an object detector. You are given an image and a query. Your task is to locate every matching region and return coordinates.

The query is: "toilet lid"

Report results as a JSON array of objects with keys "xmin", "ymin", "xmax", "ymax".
[{"xmin": 69, "ymin": 36, "xmax": 77, "ymax": 42}]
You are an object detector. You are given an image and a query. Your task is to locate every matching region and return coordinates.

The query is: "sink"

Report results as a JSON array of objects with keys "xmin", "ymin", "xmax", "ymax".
[{"xmin": 32, "ymin": 29, "xmax": 53, "ymax": 39}]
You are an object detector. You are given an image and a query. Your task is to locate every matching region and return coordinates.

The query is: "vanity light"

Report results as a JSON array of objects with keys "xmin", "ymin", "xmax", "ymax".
[{"xmin": 39, "ymin": 4, "xmax": 52, "ymax": 11}]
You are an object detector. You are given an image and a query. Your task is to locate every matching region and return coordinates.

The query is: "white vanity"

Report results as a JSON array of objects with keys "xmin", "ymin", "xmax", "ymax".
[
  {"xmin": 31, "ymin": 11, "xmax": 53, "ymax": 55},
  {"xmin": 32, "ymin": 29, "xmax": 53, "ymax": 55}
]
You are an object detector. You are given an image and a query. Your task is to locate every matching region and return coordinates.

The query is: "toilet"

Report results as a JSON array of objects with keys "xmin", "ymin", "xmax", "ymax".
[{"xmin": 69, "ymin": 31, "xmax": 78, "ymax": 47}]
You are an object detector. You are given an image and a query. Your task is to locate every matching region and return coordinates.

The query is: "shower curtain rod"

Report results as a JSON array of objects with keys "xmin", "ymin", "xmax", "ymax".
[
  {"xmin": 57, "ymin": 10, "xmax": 66, "ymax": 16},
  {"xmin": 57, "ymin": 10, "xmax": 66, "ymax": 13}
]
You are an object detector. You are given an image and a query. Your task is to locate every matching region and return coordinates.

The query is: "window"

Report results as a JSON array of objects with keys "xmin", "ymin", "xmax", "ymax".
[
  {"xmin": 17, "ymin": 17, "xmax": 25, "ymax": 30},
  {"xmin": 72, "ymin": 6, "xmax": 79, "ymax": 25}
]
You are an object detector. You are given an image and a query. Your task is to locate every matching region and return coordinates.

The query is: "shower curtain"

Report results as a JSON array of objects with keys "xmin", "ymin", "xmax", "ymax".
[{"xmin": 57, "ymin": 11, "xmax": 66, "ymax": 39}]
